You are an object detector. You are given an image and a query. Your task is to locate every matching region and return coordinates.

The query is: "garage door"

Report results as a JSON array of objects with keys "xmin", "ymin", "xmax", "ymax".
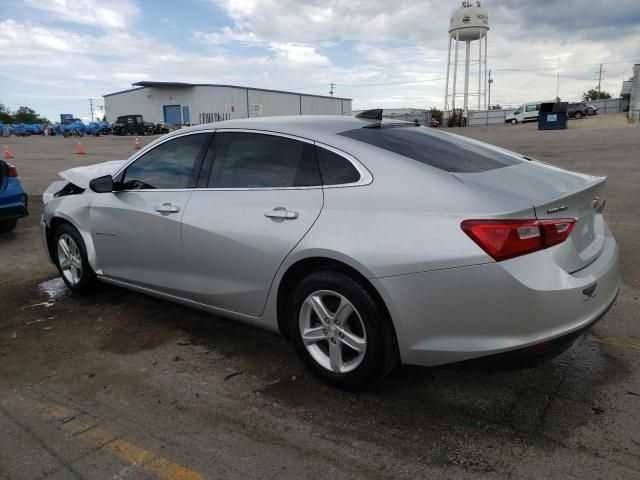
[{"xmin": 163, "ymin": 105, "xmax": 181, "ymax": 125}]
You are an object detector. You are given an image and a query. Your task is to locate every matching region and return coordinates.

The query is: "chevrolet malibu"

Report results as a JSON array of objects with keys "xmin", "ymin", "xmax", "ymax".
[{"xmin": 41, "ymin": 111, "xmax": 619, "ymax": 388}]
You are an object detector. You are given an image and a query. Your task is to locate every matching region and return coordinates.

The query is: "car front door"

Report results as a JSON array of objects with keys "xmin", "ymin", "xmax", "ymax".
[
  {"xmin": 90, "ymin": 131, "xmax": 212, "ymax": 295},
  {"xmin": 180, "ymin": 130, "xmax": 324, "ymax": 317}
]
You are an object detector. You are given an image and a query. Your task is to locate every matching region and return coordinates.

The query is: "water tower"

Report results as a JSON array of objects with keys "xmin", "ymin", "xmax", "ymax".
[{"xmin": 443, "ymin": 1, "xmax": 489, "ymax": 123}]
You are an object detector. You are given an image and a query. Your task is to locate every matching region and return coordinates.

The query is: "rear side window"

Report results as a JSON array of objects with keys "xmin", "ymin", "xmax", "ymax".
[
  {"xmin": 122, "ymin": 133, "xmax": 209, "ymax": 189},
  {"xmin": 339, "ymin": 127, "xmax": 523, "ymax": 173},
  {"xmin": 208, "ymin": 132, "xmax": 321, "ymax": 188},
  {"xmin": 316, "ymin": 146, "xmax": 360, "ymax": 185}
]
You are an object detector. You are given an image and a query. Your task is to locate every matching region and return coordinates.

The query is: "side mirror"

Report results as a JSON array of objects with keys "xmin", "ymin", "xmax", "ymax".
[{"xmin": 89, "ymin": 175, "xmax": 114, "ymax": 193}]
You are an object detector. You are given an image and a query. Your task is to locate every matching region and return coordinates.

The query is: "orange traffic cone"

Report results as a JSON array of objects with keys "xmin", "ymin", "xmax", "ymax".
[
  {"xmin": 134, "ymin": 137, "xmax": 141, "ymax": 150},
  {"xmin": 75, "ymin": 141, "xmax": 85, "ymax": 155},
  {"xmin": 3, "ymin": 145, "xmax": 13, "ymax": 159}
]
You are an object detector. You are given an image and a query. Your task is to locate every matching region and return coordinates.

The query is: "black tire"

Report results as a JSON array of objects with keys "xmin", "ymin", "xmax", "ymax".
[
  {"xmin": 0, "ymin": 219, "xmax": 17, "ymax": 233},
  {"xmin": 289, "ymin": 268, "xmax": 399, "ymax": 390},
  {"xmin": 574, "ymin": 111, "xmax": 583, "ymax": 119},
  {"xmin": 53, "ymin": 223, "xmax": 99, "ymax": 294},
  {"xmin": 510, "ymin": 118, "xmax": 517, "ymax": 125}
]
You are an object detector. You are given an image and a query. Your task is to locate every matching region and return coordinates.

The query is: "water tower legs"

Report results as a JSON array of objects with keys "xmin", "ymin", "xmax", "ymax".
[
  {"xmin": 451, "ymin": 30, "xmax": 460, "ymax": 110},
  {"xmin": 444, "ymin": 36, "xmax": 452, "ymax": 112},
  {"xmin": 484, "ymin": 34, "xmax": 488, "ymax": 110},
  {"xmin": 463, "ymin": 40, "xmax": 470, "ymax": 116},
  {"xmin": 478, "ymin": 38, "xmax": 482, "ymax": 110}
]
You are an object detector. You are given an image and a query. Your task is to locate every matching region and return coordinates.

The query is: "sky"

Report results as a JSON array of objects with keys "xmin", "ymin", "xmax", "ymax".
[{"xmin": 1, "ymin": 0, "xmax": 639, "ymax": 121}]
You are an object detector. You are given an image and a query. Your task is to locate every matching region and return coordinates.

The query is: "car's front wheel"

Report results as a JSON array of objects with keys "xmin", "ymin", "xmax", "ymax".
[
  {"xmin": 510, "ymin": 118, "xmax": 517, "ymax": 125},
  {"xmin": 54, "ymin": 223, "xmax": 99, "ymax": 294},
  {"xmin": 290, "ymin": 268, "xmax": 398, "ymax": 389}
]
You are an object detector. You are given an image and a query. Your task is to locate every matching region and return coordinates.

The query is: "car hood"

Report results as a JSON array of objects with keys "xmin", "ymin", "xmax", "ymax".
[{"xmin": 58, "ymin": 160, "xmax": 126, "ymax": 189}]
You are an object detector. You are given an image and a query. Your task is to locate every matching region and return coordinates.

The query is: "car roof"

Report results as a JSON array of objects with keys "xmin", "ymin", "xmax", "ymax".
[{"xmin": 170, "ymin": 115, "xmax": 412, "ymax": 141}]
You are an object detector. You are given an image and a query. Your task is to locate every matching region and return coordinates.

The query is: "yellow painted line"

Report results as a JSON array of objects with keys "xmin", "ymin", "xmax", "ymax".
[
  {"xmin": 18, "ymin": 397, "xmax": 205, "ymax": 480},
  {"xmin": 587, "ymin": 333, "xmax": 640, "ymax": 351}
]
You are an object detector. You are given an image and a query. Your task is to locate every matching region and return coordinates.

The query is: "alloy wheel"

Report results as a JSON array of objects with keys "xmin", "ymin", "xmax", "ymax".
[
  {"xmin": 57, "ymin": 234, "xmax": 83, "ymax": 285},
  {"xmin": 299, "ymin": 290, "xmax": 367, "ymax": 373}
]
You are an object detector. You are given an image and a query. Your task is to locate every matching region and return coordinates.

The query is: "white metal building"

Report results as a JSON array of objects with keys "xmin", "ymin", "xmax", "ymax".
[{"xmin": 103, "ymin": 81, "xmax": 352, "ymax": 125}]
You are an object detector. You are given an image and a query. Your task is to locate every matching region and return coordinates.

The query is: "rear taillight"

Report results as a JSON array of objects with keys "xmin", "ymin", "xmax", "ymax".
[
  {"xmin": 461, "ymin": 219, "xmax": 575, "ymax": 261},
  {"xmin": 7, "ymin": 163, "xmax": 17, "ymax": 177}
]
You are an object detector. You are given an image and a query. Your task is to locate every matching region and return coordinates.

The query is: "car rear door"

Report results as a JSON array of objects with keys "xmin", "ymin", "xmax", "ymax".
[
  {"xmin": 90, "ymin": 131, "xmax": 212, "ymax": 295},
  {"xmin": 180, "ymin": 130, "xmax": 324, "ymax": 317}
]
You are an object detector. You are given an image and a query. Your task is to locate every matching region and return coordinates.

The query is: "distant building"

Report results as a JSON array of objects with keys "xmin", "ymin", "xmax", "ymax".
[
  {"xmin": 103, "ymin": 81, "xmax": 352, "ymax": 125},
  {"xmin": 622, "ymin": 64, "xmax": 640, "ymax": 123}
]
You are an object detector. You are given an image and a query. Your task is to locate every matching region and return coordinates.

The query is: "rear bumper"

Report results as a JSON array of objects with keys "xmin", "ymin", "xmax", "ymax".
[
  {"xmin": 0, "ymin": 177, "xmax": 28, "ymax": 221},
  {"xmin": 373, "ymin": 224, "xmax": 620, "ymax": 367},
  {"xmin": 0, "ymin": 204, "xmax": 28, "ymax": 221},
  {"xmin": 456, "ymin": 289, "xmax": 617, "ymax": 370}
]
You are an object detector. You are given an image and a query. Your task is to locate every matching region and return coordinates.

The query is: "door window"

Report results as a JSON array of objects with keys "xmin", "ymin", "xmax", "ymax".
[
  {"xmin": 208, "ymin": 132, "xmax": 321, "ymax": 188},
  {"xmin": 525, "ymin": 105, "xmax": 537, "ymax": 112},
  {"xmin": 316, "ymin": 146, "xmax": 360, "ymax": 185},
  {"xmin": 121, "ymin": 133, "xmax": 210, "ymax": 190}
]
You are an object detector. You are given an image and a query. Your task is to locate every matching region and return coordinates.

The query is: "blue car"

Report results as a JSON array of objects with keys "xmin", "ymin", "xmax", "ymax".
[{"xmin": 0, "ymin": 160, "xmax": 28, "ymax": 233}]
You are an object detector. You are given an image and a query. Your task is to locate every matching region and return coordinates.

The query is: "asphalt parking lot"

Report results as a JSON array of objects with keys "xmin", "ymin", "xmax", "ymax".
[{"xmin": 1, "ymin": 116, "xmax": 639, "ymax": 479}]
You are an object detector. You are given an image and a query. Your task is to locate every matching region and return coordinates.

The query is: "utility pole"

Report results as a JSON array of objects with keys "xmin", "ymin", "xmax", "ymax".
[
  {"xmin": 486, "ymin": 70, "xmax": 493, "ymax": 126},
  {"xmin": 329, "ymin": 83, "xmax": 335, "ymax": 97},
  {"xmin": 595, "ymin": 63, "xmax": 605, "ymax": 92},
  {"xmin": 556, "ymin": 71, "xmax": 560, "ymax": 101},
  {"xmin": 89, "ymin": 98, "xmax": 95, "ymax": 122}
]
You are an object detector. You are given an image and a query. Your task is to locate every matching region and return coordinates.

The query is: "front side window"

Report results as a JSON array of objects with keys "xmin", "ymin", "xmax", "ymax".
[
  {"xmin": 121, "ymin": 133, "xmax": 209, "ymax": 190},
  {"xmin": 208, "ymin": 132, "xmax": 321, "ymax": 188},
  {"xmin": 525, "ymin": 105, "xmax": 537, "ymax": 112},
  {"xmin": 316, "ymin": 146, "xmax": 360, "ymax": 185}
]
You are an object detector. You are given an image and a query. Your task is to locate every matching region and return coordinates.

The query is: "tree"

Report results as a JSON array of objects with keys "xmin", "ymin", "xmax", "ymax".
[
  {"xmin": 429, "ymin": 107, "xmax": 443, "ymax": 123},
  {"xmin": 490, "ymin": 104, "xmax": 502, "ymax": 110},
  {"xmin": 0, "ymin": 103, "xmax": 13, "ymax": 123},
  {"xmin": 12, "ymin": 106, "xmax": 49, "ymax": 124},
  {"xmin": 582, "ymin": 89, "xmax": 612, "ymax": 101}
]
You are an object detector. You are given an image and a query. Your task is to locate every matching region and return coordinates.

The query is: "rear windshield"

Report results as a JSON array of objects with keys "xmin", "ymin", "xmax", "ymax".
[{"xmin": 339, "ymin": 126, "xmax": 524, "ymax": 173}]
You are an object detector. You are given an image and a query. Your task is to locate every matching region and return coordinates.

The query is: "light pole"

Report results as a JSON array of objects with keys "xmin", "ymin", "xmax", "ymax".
[{"xmin": 486, "ymin": 70, "xmax": 493, "ymax": 126}]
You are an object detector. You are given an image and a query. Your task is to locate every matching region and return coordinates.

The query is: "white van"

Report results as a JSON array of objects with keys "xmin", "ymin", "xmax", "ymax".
[{"xmin": 505, "ymin": 101, "xmax": 554, "ymax": 124}]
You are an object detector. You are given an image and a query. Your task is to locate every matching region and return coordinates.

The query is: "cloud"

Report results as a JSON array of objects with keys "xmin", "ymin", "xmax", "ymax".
[
  {"xmin": 192, "ymin": 27, "xmax": 264, "ymax": 46},
  {"xmin": 23, "ymin": 0, "xmax": 139, "ymax": 30}
]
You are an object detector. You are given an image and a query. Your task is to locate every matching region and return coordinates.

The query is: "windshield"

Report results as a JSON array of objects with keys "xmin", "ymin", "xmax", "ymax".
[{"xmin": 339, "ymin": 126, "xmax": 524, "ymax": 173}]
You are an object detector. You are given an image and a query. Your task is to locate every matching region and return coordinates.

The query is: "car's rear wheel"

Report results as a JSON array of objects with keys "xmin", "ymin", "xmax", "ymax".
[
  {"xmin": 290, "ymin": 269, "xmax": 398, "ymax": 389},
  {"xmin": 0, "ymin": 219, "xmax": 17, "ymax": 234},
  {"xmin": 574, "ymin": 111, "xmax": 583, "ymax": 119},
  {"xmin": 54, "ymin": 223, "xmax": 99, "ymax": 294}
]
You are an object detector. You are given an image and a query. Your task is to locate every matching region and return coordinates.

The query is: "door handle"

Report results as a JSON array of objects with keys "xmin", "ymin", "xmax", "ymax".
[
  {"xmin": 155, "ymin": 203, "xmax": 180, "ymax": 214},
  {"xmin": 264, "ymin": 207, "xmax": 298, "ymax": 221}
]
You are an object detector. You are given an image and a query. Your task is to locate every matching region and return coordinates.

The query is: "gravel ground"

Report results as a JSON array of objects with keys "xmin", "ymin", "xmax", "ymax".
[{"xmin": 1, "ymin": 116, "xmax": 639, "ymax": 479}]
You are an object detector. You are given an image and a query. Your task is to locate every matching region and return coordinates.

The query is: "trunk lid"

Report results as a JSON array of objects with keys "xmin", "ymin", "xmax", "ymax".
[{"xmin": 455, "ymin": 161, "xmax": 606, "ymax": 273}]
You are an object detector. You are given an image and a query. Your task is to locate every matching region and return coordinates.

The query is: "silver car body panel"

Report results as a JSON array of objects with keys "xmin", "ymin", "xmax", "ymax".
[{"xmin": 41, "ymin": 115, "xmax": 620, "ymax": 366}]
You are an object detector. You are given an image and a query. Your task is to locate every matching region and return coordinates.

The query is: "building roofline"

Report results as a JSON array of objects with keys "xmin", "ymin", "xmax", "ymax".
[{"xmin": 103, "ymin": 82, "xmax": 351, "ymax": 101}]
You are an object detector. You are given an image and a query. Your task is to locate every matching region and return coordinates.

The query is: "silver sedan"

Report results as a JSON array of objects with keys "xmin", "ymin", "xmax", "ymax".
[{"xmin": 41, "ymin": 112, "xmax": 619, "ymax": 388}]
